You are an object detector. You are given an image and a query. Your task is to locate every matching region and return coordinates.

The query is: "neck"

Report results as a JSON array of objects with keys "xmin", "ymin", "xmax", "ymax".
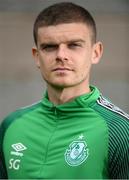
[{"xmin": 47, "ymin": 84, "xmax": 91, "ymax": 105}]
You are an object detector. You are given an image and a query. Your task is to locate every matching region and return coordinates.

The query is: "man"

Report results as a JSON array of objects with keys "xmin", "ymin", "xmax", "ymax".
[{"xmin": 0, "ymin": 2, "xmax": 129, "ymax": 179}]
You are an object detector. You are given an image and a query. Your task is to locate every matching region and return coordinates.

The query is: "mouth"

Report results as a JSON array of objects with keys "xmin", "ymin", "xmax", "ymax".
[{"xmin": 52, "ymin": 67, "xmax": 73, "ymax": 72}]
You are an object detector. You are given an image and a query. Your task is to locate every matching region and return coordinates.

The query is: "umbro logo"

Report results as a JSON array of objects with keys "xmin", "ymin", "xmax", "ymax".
[
  {"xmin": 12, "ymin": 143, "xmax": 27, "ymax": 152},
  {"xmin": 9, "ymin": 143, "xmax": 27, "ymax": 170},
  {"xmin": 11, "ymin": 143, "xmax": 27, "ymax": 157}
]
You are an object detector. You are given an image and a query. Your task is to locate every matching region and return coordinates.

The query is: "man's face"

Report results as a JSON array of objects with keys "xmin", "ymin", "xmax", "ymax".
[{"xmin": 33, "ymin": 23, "xmax": 102, "ymax": 89}]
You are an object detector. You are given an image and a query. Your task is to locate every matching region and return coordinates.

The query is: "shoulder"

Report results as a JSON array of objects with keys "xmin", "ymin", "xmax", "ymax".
[
  {"xmin": 93, "ymin": 94, "xmax": 129, "ymax": 145},
  {"xmin": 0, "ymin": 101, "xmax": 42, "ymax": 179},
  {"xmin": 92, "ymin": 94, "xmax": 129, "ymax": 153},
  {"xmin": 93, "ymin": 95, "xmax": 129, "ymax": 126},
  {"xmin": 92, "ymin": 95, "xmax": 129, "ymax": 178},
  {"xmin": 92, "ymin": 95, "xmax": 129, "ymax": 142},
  {"xmin": 0, "ymin": 100, "xmax": 42, "ymax": 137}
]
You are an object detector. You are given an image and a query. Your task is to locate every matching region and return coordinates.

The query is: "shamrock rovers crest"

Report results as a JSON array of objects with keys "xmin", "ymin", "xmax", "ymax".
[{"xmin": 65, "ymin": 135, "xmax": 89, "ymax": 166}]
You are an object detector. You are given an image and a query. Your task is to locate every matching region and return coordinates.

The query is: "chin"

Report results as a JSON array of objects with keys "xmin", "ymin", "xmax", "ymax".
[{"xmin": 48, "ymin": 81, "xmax": 74, "ymax": 89}]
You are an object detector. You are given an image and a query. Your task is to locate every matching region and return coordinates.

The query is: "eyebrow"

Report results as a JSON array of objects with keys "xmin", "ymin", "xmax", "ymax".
[{"xmin": 67, "ymin": 39, "xmax": 86, "ymax": 44}]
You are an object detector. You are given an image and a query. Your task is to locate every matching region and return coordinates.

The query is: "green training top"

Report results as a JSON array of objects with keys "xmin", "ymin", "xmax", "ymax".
[{"xmin": 0, "ymin": 86, "xmax": 129, "ymax": 179}]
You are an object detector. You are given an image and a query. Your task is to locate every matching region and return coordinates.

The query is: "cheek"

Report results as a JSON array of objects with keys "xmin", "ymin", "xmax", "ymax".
[
  {"xmin": 39, "ymin": 54, "xmax": 49, "ymax": 69},
  {"xmin": 75, "ymin": 57, "xmax": 92, "ymax": 79},
  {"xmin": 38, "ymin": 58, "xmax": 48, "ymax": 77},
  {"xmin": 77, "ymin": 57, "xmax": 91, "ymax": 71}
]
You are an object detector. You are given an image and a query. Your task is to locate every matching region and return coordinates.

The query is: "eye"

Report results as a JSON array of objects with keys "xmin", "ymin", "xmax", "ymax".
[
  {"xmin": 68, "ymin": 43, "xmax": 82, "ymax": 49},
  {"xmin": 40, "ymin": 44, "xmax": 58, "ymax": 52}
]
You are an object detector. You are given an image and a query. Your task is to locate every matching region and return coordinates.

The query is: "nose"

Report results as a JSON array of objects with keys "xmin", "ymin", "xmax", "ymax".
[{"xmin": 56, "ymin": 44, "xmax": 68, "ymax": 61}]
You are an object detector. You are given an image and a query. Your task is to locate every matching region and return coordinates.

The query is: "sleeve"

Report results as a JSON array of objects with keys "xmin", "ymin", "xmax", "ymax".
[
  {"xmin": 0, "ymin": 121, "xmax": 8, "ymax": 179},
  {"xmin": 108, "ymin": 117, "xmax": 129, "ymax": 179}
]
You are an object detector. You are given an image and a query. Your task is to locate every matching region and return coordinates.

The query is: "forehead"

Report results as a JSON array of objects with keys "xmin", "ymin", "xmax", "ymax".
[{"xmin": 37, "ymin": 23, "xmax": 90, "ymax": 43}]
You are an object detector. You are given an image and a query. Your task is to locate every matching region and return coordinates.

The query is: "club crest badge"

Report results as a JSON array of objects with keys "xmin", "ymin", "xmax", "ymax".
[{"xmin": 65, "ymin": 135, "xmax": 89, "ymax": 166}]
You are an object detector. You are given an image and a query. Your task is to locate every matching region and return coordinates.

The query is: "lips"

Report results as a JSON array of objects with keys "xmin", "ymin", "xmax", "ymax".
[{"xmin": 52, "ymin": 67, "xmax": 73, "ymax": 71}]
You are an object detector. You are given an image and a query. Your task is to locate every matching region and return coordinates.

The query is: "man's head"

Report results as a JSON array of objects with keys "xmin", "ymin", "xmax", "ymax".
[
  {"xmin": 32, "ymin": 2, "xmax": 103, "ymax": 92},
  {"xmin": 33, "ymin": 2, "xmax": 97, "ymax": 46}
]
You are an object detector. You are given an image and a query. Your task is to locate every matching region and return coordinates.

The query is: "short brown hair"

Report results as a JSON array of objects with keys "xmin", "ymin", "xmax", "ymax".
[{"xmin": 33, "ymin": 2, "xmax": 97, "ymax": 46}]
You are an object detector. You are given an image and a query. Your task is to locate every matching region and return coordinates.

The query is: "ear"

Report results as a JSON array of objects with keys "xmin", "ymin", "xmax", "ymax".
[
  {"xmin": 32, "ymin": 46, "xmax": 40, "ymax": 68},
  {"xmin": 92, "ymin": 41, "xmax": 103, "ymax": 64}
]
